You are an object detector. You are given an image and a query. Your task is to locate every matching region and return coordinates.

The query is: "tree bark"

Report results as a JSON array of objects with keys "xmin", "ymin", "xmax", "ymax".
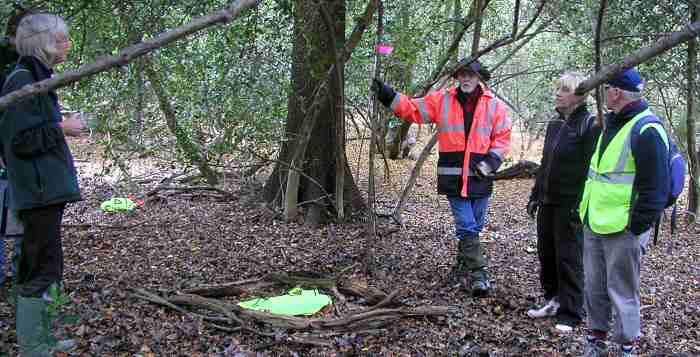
[
  {"xmin": 263, "ymin": 0, "xmax": 365, "ymax": 226},
  {"xmin": 318, "ymin": 4, "xmax": 347, "ymax": 222},
  {"xmin": 687, "ymin": 7, "xmax": 699, "ymax": 215}
]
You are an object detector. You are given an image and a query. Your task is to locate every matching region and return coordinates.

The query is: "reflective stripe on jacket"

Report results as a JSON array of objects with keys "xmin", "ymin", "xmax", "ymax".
[
  {"xmin": 389, "ymin": 84, "xmax": 512, "ymax": 197},
  {"xmin": 579, "ymin": 108, "xmax": 667, "ymax": 234}
]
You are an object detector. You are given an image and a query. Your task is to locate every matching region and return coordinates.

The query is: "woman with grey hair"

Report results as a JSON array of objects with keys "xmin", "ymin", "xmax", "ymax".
[
  {"xmin": 0, "ymin": 13, "xmax": 80, "ymax": 355},
  {"xmin": 525, "ymin": 72, "xmax": 600, "ymax": 334}
]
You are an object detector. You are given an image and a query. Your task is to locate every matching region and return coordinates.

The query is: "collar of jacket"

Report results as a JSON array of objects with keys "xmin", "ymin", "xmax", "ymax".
[
  {"xmin": 605, "ymin": 100, "xmax": 648, "ymax": 128},
  {"xmin": 557, "ymin": 103, "xmax": 588, "ymax": 121},
  {"xmin": 448, "ymin": 82, "xmax": 494, "ymax": 100},
  {"xmin": 455, "ymin": 84, "xmax": 482, "ymax": 104},
  {"xmin": 17, "ymin": 55, "xmax": 59, "ymax": 106}
]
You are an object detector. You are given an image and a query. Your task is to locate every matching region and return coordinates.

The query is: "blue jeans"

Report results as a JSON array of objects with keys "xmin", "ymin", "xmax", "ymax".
[{"xmin": 447, "ymin": 196, "xmax": 490, "ymax": 239}]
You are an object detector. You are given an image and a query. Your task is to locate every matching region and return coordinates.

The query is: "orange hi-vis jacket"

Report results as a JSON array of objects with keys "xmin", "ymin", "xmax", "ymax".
[{"xmin": 389, "ymin": 84, "xmax": 512, "ymax": 198}]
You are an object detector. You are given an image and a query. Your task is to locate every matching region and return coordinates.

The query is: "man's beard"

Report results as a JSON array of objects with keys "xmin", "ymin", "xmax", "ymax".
[{"xmin": 460, "ymin": 82, "xmax": 476, "ymax": 93}]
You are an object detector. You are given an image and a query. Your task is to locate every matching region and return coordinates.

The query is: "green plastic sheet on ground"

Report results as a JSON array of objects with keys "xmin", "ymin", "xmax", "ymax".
[
  {"xmin": 238, "ymin": 288, "xmax": 332, "ymax": 316},
  {"xmin": 100, "ymin": 197, "xmax": 137, "ymax": 213}
]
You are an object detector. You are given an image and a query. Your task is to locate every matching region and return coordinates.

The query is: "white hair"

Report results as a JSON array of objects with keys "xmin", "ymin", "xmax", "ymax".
[
  {"xmin": 620, "ymin": 89, "xmax": 643, "ymax": 101},
  {"xmin": 15, "ymin": 14, "xmax": 68, "ymax": 67},
  {"xmin": 556, "ymin": 71, "xmax": 588, "ymax": 104}
]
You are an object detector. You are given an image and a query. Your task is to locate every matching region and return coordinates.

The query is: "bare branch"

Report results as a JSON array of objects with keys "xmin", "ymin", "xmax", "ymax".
[
  {"xmin": 575, "ymin": 20, "xmax": 700, "ymax": 95},
  {"xmin": 512, "ymin": 0, "xmax": 521, "ymax": 38},
  {"xmin": 516, "ymin": 0, "xmax": 547, "ymax": 38},
  {"xmin": 602, "ymin": 32, "xmax": 676, "ymax": 43},
  {"xmin": 343, "ymin": 0, "xmax": 378, "ymax": 63},
  {"xmin": 0, "ymin": 0, "xmax": 261, "ymax": 110}
]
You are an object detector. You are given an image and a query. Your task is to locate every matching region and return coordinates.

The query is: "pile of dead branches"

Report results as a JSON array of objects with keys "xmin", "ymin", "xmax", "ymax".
[{"xmin": 131, "ymin": 269, "xmax": 454, "ymax": 349}]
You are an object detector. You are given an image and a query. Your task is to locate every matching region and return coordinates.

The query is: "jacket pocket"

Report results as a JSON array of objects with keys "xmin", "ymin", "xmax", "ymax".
[
  {"xmin": 12, "ymin": 125, "xmax": 62, "ymax": 159},
  {"xmin": 437, "ymin": 152, "xmax": 464, "ymax": 195}
]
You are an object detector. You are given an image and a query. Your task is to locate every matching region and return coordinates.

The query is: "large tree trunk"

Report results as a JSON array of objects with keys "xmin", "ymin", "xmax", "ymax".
[{"xmin": 263, "ymin": 0, "xmax": 363, "ymax": 227}]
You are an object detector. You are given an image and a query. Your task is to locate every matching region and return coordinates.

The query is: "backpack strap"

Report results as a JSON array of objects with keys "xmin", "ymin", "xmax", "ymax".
[
  {"xmin": 639, "ymin": 121, "xmax": 669, "ymax": 151},
  {"xmin": 1, "ymin": 67, "xmax": 30, "ymax": 93},
  {"xmin": 631, "ymin": 115, "xmax": 670, "ymax": 153}
]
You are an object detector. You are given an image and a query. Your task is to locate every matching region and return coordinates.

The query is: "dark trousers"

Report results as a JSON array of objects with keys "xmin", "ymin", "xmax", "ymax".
[
  {"xmin": 17, "ymin": 204, "xmax": 65, "ymax": 297},
  {"xmin": 536, "ymin": 203, "xmax": 584, "ymax": 326}
]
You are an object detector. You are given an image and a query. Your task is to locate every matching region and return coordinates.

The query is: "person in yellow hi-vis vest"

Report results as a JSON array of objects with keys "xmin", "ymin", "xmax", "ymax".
[{"xmin": 579, "ymin": 68, "xmax": 670, "ymax": 357}]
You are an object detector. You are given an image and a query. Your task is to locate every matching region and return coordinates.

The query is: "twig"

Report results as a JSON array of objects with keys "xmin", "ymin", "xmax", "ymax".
[
  {"xmin": 367, "ymin": 289, "xmax": 400, "ymax": 311},
  {"xmin": 146, "ymin": 185, "xmax": 234, "ymax": 197},
  {"xmin": 130, "ymin": 288, "xmax": 230, "ymax": 324},
  {"xmin": 63, "ymin": 222, "xmax": 157, "ymax": 230}
]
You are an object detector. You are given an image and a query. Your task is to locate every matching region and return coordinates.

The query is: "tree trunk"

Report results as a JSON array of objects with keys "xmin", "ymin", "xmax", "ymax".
[
  {"xmin": 470, "ymin": 0, "xmax": 483, "ymax": 56},
  {"xmin": 263, "ymin": 0, "xmax": 364, "ymax": 227},
  {"xmin": 687, "ymin": 7, "xmax": 699, "ymax": 216}
]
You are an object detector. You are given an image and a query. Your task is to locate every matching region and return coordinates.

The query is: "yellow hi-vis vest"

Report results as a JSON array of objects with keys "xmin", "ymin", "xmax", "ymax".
[{"xmin": 579, "ymin": 108, "xmax": 666, "ymax": 234}]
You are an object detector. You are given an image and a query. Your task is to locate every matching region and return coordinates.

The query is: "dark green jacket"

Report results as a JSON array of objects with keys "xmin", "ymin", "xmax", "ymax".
[
  {"xmin": 0, "ymin": 37, "xmax": 19, "ymax": 86},
  {"xmin": 0, "ymin": 56, "xmax": 81, "ymax": 210}
]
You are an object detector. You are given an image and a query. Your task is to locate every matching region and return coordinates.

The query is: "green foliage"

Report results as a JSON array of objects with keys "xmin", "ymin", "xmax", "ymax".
[
  {"xmin": 0, "ymin": 0, "xmax": 697, "ymax": 175},
  {"xmin": 44, "ymin": 284, "xmax": 77, "ymax": 348}
]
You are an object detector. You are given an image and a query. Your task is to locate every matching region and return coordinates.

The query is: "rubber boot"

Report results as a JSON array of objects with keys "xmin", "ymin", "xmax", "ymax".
[
  {"xmin": 16, "ymin": 296, "xmax": 52, "ymax": 357},
  {"xmin": 16, "ymin": 295, "xmax": 76, "ymax": 356},
  {"xmin": 446, "ymin": 239, "xmax": 469, "ymax": 285},
  {"xmin": 8, "ymin": 275, "xmax": 18, "ymax": 306},
  {"xmin": 459, "ymin": 236, "xmax": 490, "ymax": 297}
]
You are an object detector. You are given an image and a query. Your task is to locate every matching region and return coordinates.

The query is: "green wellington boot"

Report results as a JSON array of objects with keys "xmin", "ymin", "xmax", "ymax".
[
  {"xmin": 459, "ymin": 236, "xmax": 491, "ymax": 297},
  {"xmin": 446, "ymin": 240, "xmax": 469, "ymax": 285},
  {"xmin": 16, "ymin": 296, "xmax": 76, "ymax": 356}
]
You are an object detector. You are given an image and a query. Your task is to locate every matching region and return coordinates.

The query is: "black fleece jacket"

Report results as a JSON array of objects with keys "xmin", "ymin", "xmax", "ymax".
[{"xmin": 530, "ymin": 104, "xmax": 600, "ymax": 208}]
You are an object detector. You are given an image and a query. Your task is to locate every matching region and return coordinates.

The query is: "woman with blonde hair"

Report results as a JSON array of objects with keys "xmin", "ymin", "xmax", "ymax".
[
  {"xmin": 0, "ymin": 13, "xmax": 80, "ymax": 355},
  {"xmin": 526, "ymin": 72, "xmax": 600, "ymax": 333}
]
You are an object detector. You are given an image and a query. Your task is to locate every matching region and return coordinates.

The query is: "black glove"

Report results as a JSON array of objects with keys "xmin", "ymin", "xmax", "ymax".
[
  {"xmin": 569, "ymin": 207, "xmax": 582, "ymax": 230},
  {"xmin": 527, "ymin": 200, "xmax": 538, "ymax": 219},
  {"xmin": 473, "ymin": 161, "xmax": 494, "ymax": 180},
  {"xmin": 371, "ymin": 78, "xmax": 396, "ymax": 107}
]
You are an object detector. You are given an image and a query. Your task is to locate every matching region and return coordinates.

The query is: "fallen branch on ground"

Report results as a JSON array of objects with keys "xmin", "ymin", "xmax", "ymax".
[{"xmin": 131, "ymin": 269, "xmax": 452, "ymax": 349}]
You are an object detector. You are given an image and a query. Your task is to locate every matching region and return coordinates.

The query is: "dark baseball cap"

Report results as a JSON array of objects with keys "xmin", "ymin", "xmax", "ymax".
[{"xmin": 606, "ymin": 68, "xmax": 644, "ymax": 92}]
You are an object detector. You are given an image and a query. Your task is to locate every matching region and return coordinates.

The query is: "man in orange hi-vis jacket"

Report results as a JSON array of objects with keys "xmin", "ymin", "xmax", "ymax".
[{"xmin": 371, "ymin": 59, "xmax": 512, "ymax": 297}]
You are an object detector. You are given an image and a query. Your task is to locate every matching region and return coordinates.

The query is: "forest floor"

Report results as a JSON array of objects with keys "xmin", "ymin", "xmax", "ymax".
[{"xmin": 0, "ymin": 132, "xmax": 699, "ymax": 357}]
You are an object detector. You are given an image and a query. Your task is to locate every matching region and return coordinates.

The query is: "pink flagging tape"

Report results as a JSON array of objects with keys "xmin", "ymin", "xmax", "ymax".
[{"xmin": 376, "ymin": 45, "xmax": 394, "ymax": 55}]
